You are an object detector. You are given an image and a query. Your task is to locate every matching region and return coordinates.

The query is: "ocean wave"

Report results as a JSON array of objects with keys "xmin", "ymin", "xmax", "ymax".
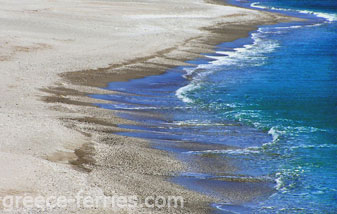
[
  {"xmin": 175, "ymin": 82, "xmax": 200, "ymax": 103},
  {"xmin": 250, "ymin": 2, "xmax": 266, "ymax": 10},
  {"xmin": 278, "ymin": 125, "xmax": 326, "ymax": 137},
  {"xmin": 212, "ymin": 33, "xmax": 279, "ymax": 67},
  {"xmin": 268, "ymin": 127, "xmax": 282, "ymax": 142},
  {"xmin": 275, "ymin": 166, "xmax": 305, "ymax": 191},
  {"xmin": 184, "ymin": 147, "xmax": 261, "ymax": 155},
  {"xmin": 170, "ymin": 120, "xmax": 237, "ymax": 127},
  {"xmin": 290, "ymin": 143, "xmax": 337, "ymax": 150},
  {"xmin": 176, "ymin": 30, "xmax": 279, "ymax": 103},
  {"xmin": 251, "ymin": 2, "xmax": 337, "ymax": 22},
  {"xmin": 275, "ymin": 25, "xmax": 303, "ymax": 29}
]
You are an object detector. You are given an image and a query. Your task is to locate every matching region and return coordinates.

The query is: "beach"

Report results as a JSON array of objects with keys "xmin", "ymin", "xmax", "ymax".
[{"xmin": 0, "ymin": 0, "xmax": 299, "ymax": 213}]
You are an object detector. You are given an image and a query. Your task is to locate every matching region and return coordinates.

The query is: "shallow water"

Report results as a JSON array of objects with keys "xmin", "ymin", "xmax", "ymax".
[{"xmin": 92, "ymin": 0, "xmax": 337, "ymax": 213}]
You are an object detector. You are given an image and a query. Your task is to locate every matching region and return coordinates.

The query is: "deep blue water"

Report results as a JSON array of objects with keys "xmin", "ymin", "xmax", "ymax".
[
  {"xmin": 183, "ymin": 0, "xmax": 337, "ymax": 212},
  {"xmin": 92, "ymin": 1, "xmax": 337, "ymax": 213}
]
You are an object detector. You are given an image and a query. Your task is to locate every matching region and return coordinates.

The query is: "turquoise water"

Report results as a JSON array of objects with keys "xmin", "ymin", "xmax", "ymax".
[
  {"xmin": 92, "ymin": 1, "xmax": 337, "ymax": 213},
  {"xmin": 178, "ymin": 0, "xmax": 337, "ymax": 212}
]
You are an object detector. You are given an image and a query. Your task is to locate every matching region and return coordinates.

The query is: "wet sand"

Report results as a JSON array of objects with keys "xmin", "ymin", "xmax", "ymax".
[{"xmin": 0, "ymin": 0, "xmax": 300, "ymax": 213}]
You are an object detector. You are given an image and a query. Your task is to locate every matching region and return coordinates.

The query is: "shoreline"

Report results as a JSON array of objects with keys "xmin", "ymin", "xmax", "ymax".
[{"xmin": 0, "ymin": 0, "xmax": 300, "ymax": 212}]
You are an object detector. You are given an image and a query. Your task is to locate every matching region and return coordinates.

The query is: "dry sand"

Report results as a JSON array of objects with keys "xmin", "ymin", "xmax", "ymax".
[{"xmin": 0, "ymin": 0, "xmax": 299, "ymax": 213}]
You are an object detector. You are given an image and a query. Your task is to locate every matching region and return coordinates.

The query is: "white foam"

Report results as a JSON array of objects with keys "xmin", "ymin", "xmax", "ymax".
[
  {"xmin": 250, "ymin": 2, "xmax": 266, "ymax": 9},
  {"xmin": 290, "ymin": 144, "xmax": 337, "ymax": 150},
  {"xmin": 175, "ymin": 83, "xmax": 199, "ymax": 103},
  {"xmin": 280, "ymin": 125, "xmax": 325, "ymax": 136},
  {"xmin": 170, "ymin": 120, "xmax": 236, "ymax": 126},
  {"xmin": 298, "ymin": 10, "xmax": 337, "ymax": 22},
  {"xmin": 268, "ymin": 127, "xmax": 281, "ymax": 142},
  {"xmin": 274, "ymin": 166, "xmax": 305, "ymax": 192},
  {"xmin": 176, "ymin": 30, "xmax": 280, "ymax": 103},
  {"xmin": 274, "ymin": 174, "xmax": 283, "ymax": 190},
  {"xmin": 213, "ymin": 33, "xmax": 279, "ymax": 67},
  {"xmin": 184, "ymin": 147, "xmax": 260, "ymax": 155},
  {"xmin": 275, "ymin": 25, "xmax": 303, "ymax": 29},
  {"xmin": 251, "ymin": 2, "xmax": 337, "ymax": 22},
  {"xmin": 262, "ymin": 127, "xmax": 286, "ymax": 147}
]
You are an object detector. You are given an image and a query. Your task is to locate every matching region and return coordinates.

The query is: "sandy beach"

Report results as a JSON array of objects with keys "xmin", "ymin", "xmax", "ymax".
[{"xmin": 0, "ymin": 0, "xmax": 299, "ymax": 213}]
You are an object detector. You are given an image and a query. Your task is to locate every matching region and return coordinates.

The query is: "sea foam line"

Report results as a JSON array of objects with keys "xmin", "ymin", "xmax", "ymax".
[
  {"xmin": 184, "ymin": 147, "xmax": 260, "ymax": 155},
  {"xmin": 251, "ymin": 2, "xmax": 337, "ymax": 22},
  {"xmin": 176, "ymin": 30, "xmax": 280, "ymax": 103}
]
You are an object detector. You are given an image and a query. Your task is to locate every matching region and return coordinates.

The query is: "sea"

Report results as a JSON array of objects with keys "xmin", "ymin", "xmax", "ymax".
[{"xmin": 91, "ymin": 0, "xmax": 337, "ymax": 213}]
